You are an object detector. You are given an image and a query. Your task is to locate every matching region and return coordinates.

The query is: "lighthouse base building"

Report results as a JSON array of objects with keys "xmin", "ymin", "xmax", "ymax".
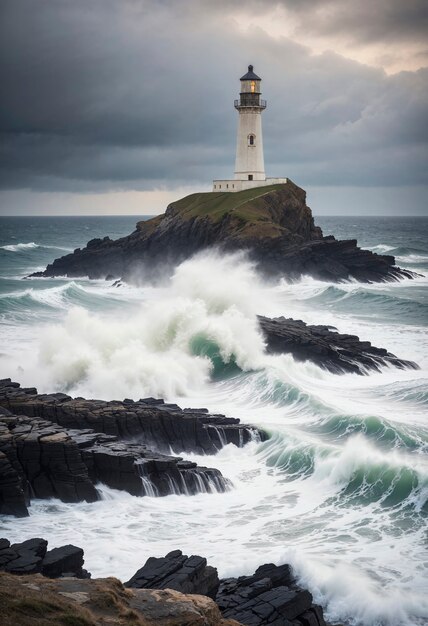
[
  {"xmin": 212, "ymin": 177, "xmax": 288, "ymax": 193},
  {"xmin": 213, "ymin": 65, "xmax": 287, "ymax": 193}
]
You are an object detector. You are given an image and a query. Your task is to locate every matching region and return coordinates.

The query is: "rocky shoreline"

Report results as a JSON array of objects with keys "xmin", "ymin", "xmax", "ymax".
[
  {"xmin": 0, "ymin": 378, "xmax": 265, "ymax": 517},
  {"xmin": 0, "ymin": 537, "xmax": 335, "ymax": 626},
  {"xmin": 30, "ymin": 182, "xmax": 415, "ymax": 284}
]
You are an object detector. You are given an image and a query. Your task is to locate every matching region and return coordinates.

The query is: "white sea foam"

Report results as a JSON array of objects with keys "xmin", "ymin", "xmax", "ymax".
[
  {"xmin": 368, "ymin": 244, "xmax": 395, "ymax": 253},
  {"xmin": 1, "ymin": 242, "xmax": 40, "ymax": 252},
  {"xmin": 1, "ymin": 241, "xmax": 73, "ymax": 252},
  {"xmin": 20, "ymin": 252, "xmax": 271, "ymax": 398}
]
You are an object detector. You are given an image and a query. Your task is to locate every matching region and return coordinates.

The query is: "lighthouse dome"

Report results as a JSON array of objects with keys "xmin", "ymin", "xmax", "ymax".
[{"xmin": 240, "ymin": 65, "xmax": 261, "ymax": 81}]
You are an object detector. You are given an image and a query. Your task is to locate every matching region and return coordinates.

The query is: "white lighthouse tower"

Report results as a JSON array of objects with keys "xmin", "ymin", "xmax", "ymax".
[
  {"xmin": 234, "ymin": 64, "xmax": 266, "ymax": 181},
  {"xmin": 213, "ymin": 65, "xmax": 288, "ymax": 192}
]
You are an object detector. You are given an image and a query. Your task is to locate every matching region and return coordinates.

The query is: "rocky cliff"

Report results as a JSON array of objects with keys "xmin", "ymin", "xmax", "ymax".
[{"xmin": 32, "ymin": 182, "xmax": 413, "ymax": 283}]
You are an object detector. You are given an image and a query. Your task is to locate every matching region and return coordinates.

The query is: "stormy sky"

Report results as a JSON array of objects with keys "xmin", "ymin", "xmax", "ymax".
[{"xmin": 1, "ymin": 0, "xmax": 427, "ymax": 215}]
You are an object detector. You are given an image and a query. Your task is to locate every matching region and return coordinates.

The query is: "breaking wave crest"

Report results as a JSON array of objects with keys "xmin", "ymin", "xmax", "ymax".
[
  {"xmin": 257, "ymin": 432, "xmax": 428, "ymax": 511},
  {"xmin": 12, "ymin": 253, "xmax": 271, "ymax": 398},
  {"xmin": 1, "ymin": 241, "xmax": 73, "ymax": 253}
]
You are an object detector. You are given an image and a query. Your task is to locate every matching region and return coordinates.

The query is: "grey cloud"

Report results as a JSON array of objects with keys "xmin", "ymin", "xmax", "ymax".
[
  {"xmin": 0, "ymin": 0, "xmax": 427, "ymax": 193},
  {"xmin": 214, "ymin": 0, "xmax": 428, "ymax": 45},
  {"xmin": 284, "ymin": 0, "xmax": 428, "ymax": 45}
]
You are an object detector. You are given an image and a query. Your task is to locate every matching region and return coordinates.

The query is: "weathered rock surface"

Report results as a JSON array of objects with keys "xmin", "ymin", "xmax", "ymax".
[
  {"xmin": 0, "ymin": 571, "xmax": 240, "ymax": 625},
  {"xmin": 0, "ymin": 379, "xmax": 260, "ymax": 455},
  {"xmin": 125, "ymin": 549, "xmax": 220, "ymax": 600},
  {"xmin": 0, "ymin": 379, "xmax": 264, "ymax": 515},
  {"xmin": 0, "ymin": 411, "xmax": 231, "ymax": 515},
  {"xmin": 259, "ymin": 316, "xmax": 418, "ymax": 374},
  {"xmin": 0, "ymin": 416, "xmax": 29, "ymax": 516},
  {"xmin": 216, "ymin": 563, "xmax": 326, "ymax": 626},
  {"xmin": 0, "ymin": 409, "xmax": 98, "ymax": 515},
  {"xmin": 126, "ymin": 552, "xmax": 329, "ymax": 626},
  {"xmin": 0, "ymin": 538, "xmax": 88, "ymax": 578},
  {"xmin": 31, "ymin": 182, "xmax": 415, "ymax": 284}
]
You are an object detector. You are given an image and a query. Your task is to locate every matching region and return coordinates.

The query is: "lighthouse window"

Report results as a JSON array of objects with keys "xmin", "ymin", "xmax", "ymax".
[
  {"xmin": 248, "ymin": 175, "xmax": 253, "ymax": 181},
  {"xmin": 248, "ymin": 134, "xmax": 255, "ymax": 146},
  {"xmin": 251, "ymin": 81, "xmax": 256, "ymax": 93}
]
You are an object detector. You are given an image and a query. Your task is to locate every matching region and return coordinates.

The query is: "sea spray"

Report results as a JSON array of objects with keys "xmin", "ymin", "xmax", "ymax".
[{"xmin": 33, "ymin": 252, "xmax": 271, "ymax": 399}]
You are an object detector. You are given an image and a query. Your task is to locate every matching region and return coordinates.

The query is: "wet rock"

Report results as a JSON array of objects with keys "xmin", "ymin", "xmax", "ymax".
[
  {"xmin": 125, "ymin": 552, "xmax": 329, "ymax": 625},
  {"xmin": 0, "ymin": 378, "xmax": 262, "ymax": 455},
  {"xmin": 0, "ymin": 381, "xmax": 240, "ymax": 514},
  {"xmin": 216, "ymin": 562, "xmax": 327, "ymax": 626},
  {"xmin": 125, "ymin": 549, "xmax": 220, "ymax": 600},
  {"xmin": 0, "ymin": 412, "xmax": 99, "ymax": 508},
  {"xmin": 259, "ymin": 315, "xmax": 418, "ymax": 374},
  {"xmin": 42, "ymin": 544, "xmax": 87, "ymax": 579},
  {"xmin": 1, "ymin": 538, "xmax": 47, "ymax": 575},
  {"xmin": 0, "ymin": 538, "xmax": 89, "ymax": 579},
  {"xmin": 0, "ymin": 450, "xmax": 28, "ymax": 517}
]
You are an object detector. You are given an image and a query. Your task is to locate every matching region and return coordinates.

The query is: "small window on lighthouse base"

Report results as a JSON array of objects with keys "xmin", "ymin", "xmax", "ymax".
[{"xmin": 248, "ymin": 175, "xmax": 253, "ymax": 181}]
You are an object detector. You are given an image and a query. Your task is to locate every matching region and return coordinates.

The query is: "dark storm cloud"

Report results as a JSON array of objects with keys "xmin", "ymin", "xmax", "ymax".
[
  {"xmin": 0, "ymin": 0, "xmax": 427, "ymax": 192},
  {"xmin": 213, "ymin": 0, "xmax": 428, "ymax": 45},
  {"xmin": 286, "ymin": 0, "xmax": 428, "ymax": 44}
]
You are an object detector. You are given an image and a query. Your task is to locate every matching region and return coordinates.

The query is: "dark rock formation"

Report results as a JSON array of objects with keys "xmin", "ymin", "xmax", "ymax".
[
  {"xmin": 259, "ymin": 316, "xmax": 418, "ymax": 375},
  {"xmin": 2, "ymin": 538, "xmax": 47, "ymax": 575},
  {"xmin": 0, "ymin": 379, "xmax": 264, "ymax": 515},
  {"xmin": 0, "ymin": 379, "xmax": 260, "ymax": 455},
  {"xmin": 31, "ymin": 182, "xmax": 415, "ymax": 284},
  {"xmin": 216, "ymin": 563, "xmax": 326, "ymax": 626},
  {"xmin": 0, "ymin": 411, "xmax": 231, "ymax": 515},
  {"xmin": 0, "ymin": 411, "xmax": 29, "ymax": 516},
  {"xmin": 0, "ymin": 409, "xmax": 98, "ymax": 516},
  {"xmin": 41, "ymin": 544, "xmax": 88, "ymax": 579},
  {"xmin": 126, "ymin": 552, "xmax": 329, "ymax": 626},
  {"xmin": 125, "ymin": 549, "xmax": 220, "ymax": 600},
  {"xmin": 0, "ymin": 538, "xmax": 88, "ymax": 578}
]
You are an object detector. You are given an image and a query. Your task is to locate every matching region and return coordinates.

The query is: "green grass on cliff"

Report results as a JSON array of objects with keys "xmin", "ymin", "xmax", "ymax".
[
  {"xmin": 137, "ymin": 182, "xmax": 297, "ymax": 240},
  {"xmin": 172, "ymin": 184, "xmax": 288, "ymax": 224}
]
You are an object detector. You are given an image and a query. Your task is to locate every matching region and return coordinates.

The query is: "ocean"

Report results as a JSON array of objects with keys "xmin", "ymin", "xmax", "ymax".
[{"xmin": 0, "ymin": 215, "xmax": 427, "ymax": 626}]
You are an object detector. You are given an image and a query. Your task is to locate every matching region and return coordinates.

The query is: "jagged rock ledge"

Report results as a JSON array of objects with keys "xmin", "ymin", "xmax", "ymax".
[
  {"xmin": 0, "ymin": 538, "xmax": 336, "ymax": 626},
  {"xmin": 0, "ymin": 379, "xmax": 266, "ymax": 517},
  {"xmin": 125, "ymin": 549, "xmax": 331, "ymax": 626},
  {"xmin": 259, "ymin": 316, "xmax": 418, "ymax": 375},
  {"xmin": 0, "ymin": 538, "xmax": 88, "ymax": 578},
  {"xmin": 30, "ymin": 182, "xmax": 416, "ymax": 284}
]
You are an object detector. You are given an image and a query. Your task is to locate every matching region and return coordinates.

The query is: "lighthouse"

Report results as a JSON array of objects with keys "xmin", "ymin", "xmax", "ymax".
[
  {"xmin": 234, "ymin": 64, "xmax": 266, "ymax": 181},
  {"xmin": 213, "ymin": 65, "xmax": 288, "ymax": 192}
]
